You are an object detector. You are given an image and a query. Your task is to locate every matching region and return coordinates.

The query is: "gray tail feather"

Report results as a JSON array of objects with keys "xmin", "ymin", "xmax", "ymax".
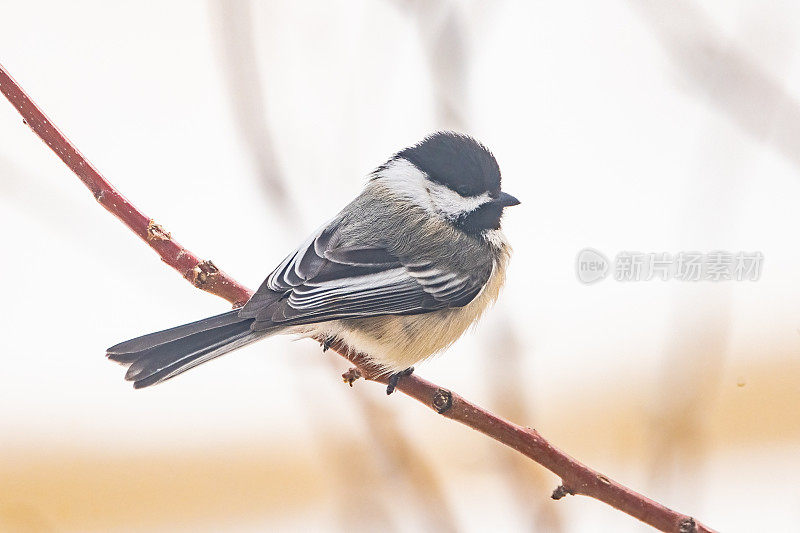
[{"xmin": 107, "ymin": 310, "xmax": 264, "ymax": 389}]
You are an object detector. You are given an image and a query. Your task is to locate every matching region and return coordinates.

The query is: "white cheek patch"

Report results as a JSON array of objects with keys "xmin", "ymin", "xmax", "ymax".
[
  {"xmin": 376, "ymin": 158, "xmax": 433, "ymax": 210},
  {"xmin": 427, "ymin": 183, "xmax": 491, "ymax": 218},
  {"xmin": 376, "ymin": 158, "xmax": 492, "ymax": 218}
]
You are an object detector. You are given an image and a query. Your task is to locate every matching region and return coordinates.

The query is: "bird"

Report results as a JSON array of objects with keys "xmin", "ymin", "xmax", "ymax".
[{"xmin": 107, "ymin": 132, "xmax": 520, "ymax": 393}]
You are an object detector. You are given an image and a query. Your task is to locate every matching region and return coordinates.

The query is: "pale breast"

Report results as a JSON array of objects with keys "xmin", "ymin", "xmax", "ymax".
[{"xmin": 318, "ymin": 235, "xmax": 510, "ymax": 372}]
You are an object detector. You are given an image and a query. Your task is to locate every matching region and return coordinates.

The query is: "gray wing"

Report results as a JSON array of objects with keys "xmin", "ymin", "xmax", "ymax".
[{"xmin": 238, "ymin": 223, "xmax": 492, "ymax": 331}]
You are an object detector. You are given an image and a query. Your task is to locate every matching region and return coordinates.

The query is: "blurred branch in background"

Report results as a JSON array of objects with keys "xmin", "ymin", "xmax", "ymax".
[
  {"xmin": 343, "ymin": 357, "xmax": 457, "ymax": 533},
  {"xmin": 210, "ymin": 0, "xmax": 300, "ymax": 223},
  {"xmin": 400, "ymin": 0, "xmax": 469, "ymax": 130},
  {"xmin": 483, "ymin": 322, "xmax": 565, "ymax": 533},
  {"xmin": 310, "ymin": 412, "xmax": 399, "ymax": 532},
  {"xmin": 649, "ymin": 308, "xmax": 729, "ymax": 507},
  {"xmin": 0, "ymin": 62, "xmax": 717, "ymax": 533},
  {"xmin": 400, "ymin": 1, "xmax": 561, "ymax": 527},
  {"xmin": 210, "ymin": 3, "xmax": 456, "ymax": 529},
  {"xmin": 291, "ymin": 353, "xmax": 408, "ymax": 532},
  {"xmin": 648, "ymin": 95, "xmax": 765, "ymax": 510},
  {"xmin": 632, "ymin": 0, "xmax": 800, "ymax": 172},
  {"xmin": 633, "ymin": 3, "xmax": 798, "ymax": 508}
]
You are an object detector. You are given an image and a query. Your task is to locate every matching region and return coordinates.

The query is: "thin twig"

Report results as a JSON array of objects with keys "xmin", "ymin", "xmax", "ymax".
[
  {"xmin": 0, "ymin": 67, "xmax": 251, "ymax": 308},
  {"xmin": 0, "ymin": 62, "xmax": 716, "ymax": 533}
]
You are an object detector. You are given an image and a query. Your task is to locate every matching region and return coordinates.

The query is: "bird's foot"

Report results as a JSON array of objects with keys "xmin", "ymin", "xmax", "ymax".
[
  {"xmin": 386, "ymin": 367, "xmax": 414, "ymax": 395},
  {"xmin": 322, "ymin": 336, "xmax": 335, "ymax": 352},
  {"xmin": 342, "ymin": 367, "xmax": 362, "ymax": 387}
]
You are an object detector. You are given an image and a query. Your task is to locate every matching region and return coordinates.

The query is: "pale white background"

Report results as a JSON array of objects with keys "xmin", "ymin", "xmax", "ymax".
[{"xmin": 2, "ymin": 1, "xmax": 800, "ymax": 531}]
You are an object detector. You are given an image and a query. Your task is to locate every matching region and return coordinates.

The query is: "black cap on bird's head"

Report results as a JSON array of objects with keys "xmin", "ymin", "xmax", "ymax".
[
  {"xmin": 391, "ymin": 132, "xmax": 520, "ymax": 235},
  {"xmin": 399, "ymin": 132, "xmax": 502, "ymax": 197}
]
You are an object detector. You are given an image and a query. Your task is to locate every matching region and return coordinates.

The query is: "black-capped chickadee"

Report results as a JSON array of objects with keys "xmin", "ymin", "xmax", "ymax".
[{"xmin": 108, "ymin": 132, "xmax": 520, "ymax": 392}]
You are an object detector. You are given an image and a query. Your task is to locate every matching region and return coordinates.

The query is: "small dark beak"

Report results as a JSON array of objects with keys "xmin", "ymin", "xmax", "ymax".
[{"xmin": 497, "ymin": 191, "xmax": 521, "ymax": 207}]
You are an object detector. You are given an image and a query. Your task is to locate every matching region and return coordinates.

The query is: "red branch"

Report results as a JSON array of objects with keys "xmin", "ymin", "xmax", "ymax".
[
  {"xmin": 0, "ymin": 62, "xmax": 716, "ymax": 533},
  {"xmin": 0, "ymin": 67, "xmax": 251, "ymax": 308}
]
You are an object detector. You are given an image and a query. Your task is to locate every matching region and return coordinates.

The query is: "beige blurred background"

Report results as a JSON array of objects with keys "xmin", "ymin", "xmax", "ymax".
[{"xmin": 2, "ymin": 1, "xmax": 800, "ymax": 531}]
